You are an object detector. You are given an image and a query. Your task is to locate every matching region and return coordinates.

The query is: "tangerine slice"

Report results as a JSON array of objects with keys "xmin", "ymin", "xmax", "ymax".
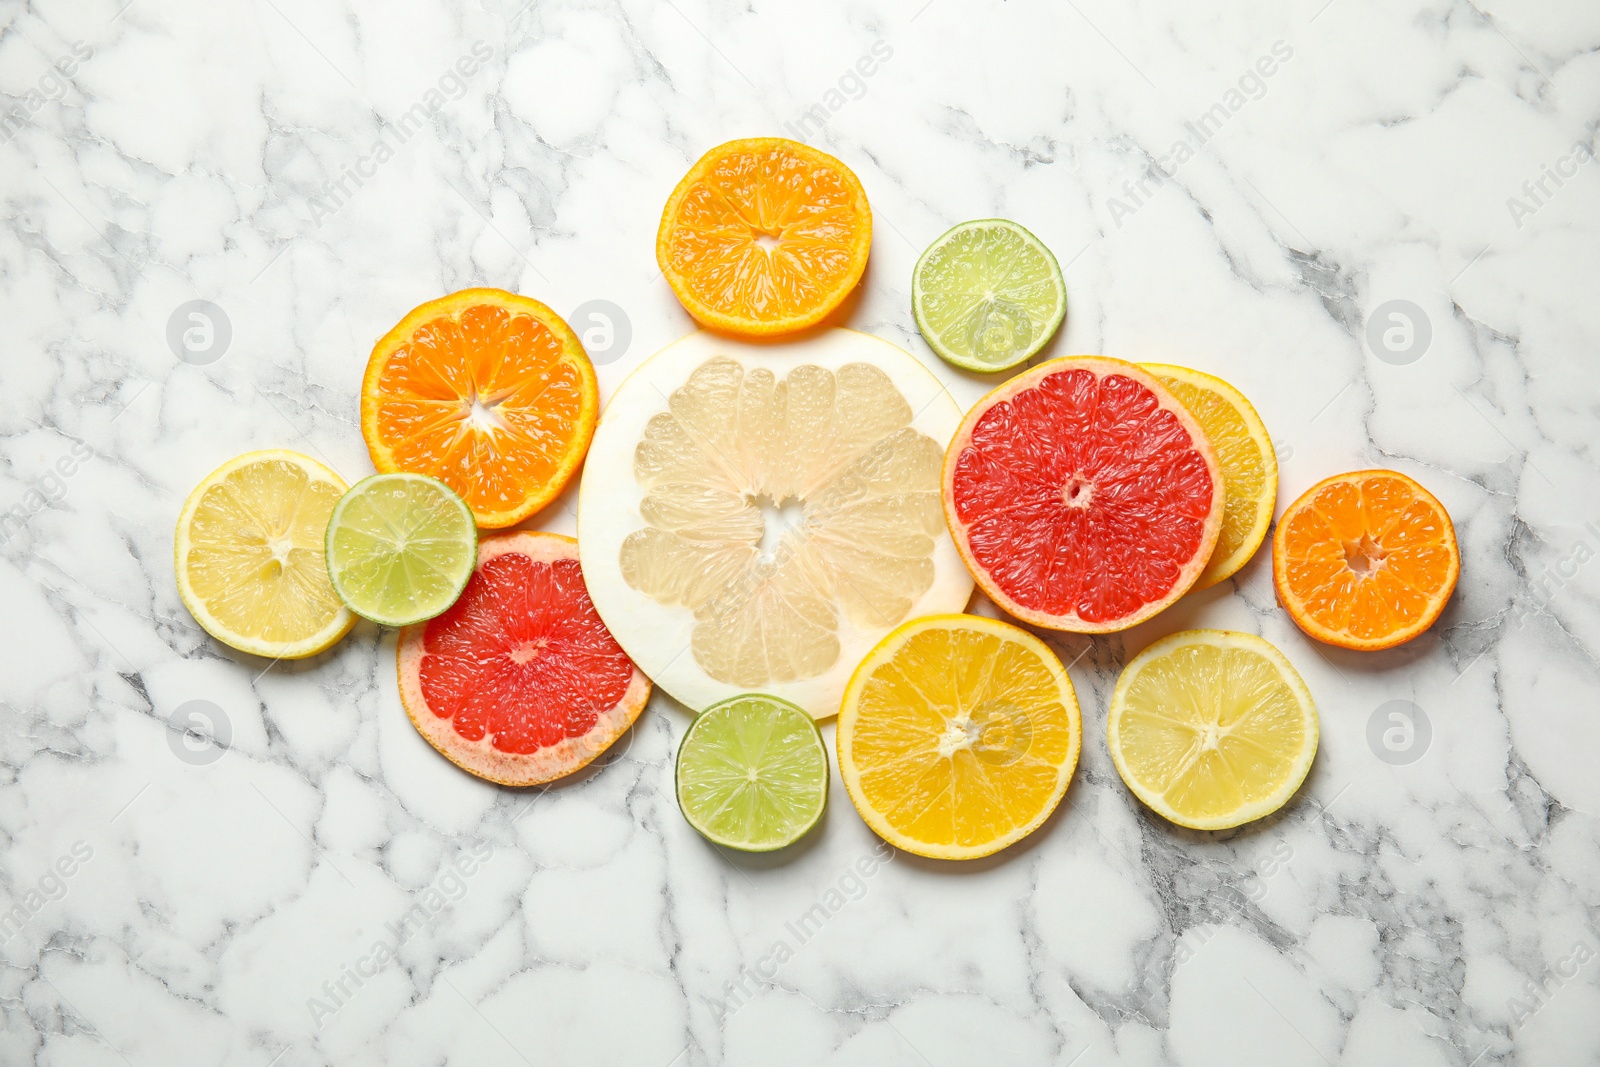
[
  {"xmin": 1273, "ymin": 469, "xmax": 1459, "ymax": 650},
  {"xmin": 942, "ymin": 355, "xmax": 1224, "ymax": 632},
  {"xmin": 361, "ymin": 288, "xmax": 598, "ymax": 529},
  {"xmin": 398, "ymin": 532, "xmax": 650, "ymax": 786},
  {"xmin": 656, "ymin": 138, "xmax": 872, "ymax": 336}
]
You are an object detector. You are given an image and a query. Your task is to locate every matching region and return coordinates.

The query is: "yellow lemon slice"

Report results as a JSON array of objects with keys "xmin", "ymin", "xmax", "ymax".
[
  {"xmin": 837, "ymin": 614, "xmax": 1081, "ymax": 860},
  {"xmin": 1108, "ymin": 629, "xmax": 1317, "ymax": 830},
  {"xmin": 175, "ymin": 450, "xmax": 355, "ymax": 659},
  {"xmin": 1144, "ymin": 364, "xmax": 1277, "ymax": 590}
]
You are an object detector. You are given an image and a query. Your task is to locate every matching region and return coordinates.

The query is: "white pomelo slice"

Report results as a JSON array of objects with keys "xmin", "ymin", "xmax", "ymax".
[{"xmin": 578, "ymin": 329, "xmax": 973, "ymax": 719}]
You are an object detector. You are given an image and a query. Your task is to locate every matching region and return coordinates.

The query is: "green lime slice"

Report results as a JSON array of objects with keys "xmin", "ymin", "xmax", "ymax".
[
  {"xmin": 676, "ymin": 694, "xmax": 829, "ymax": 851},
  {"xmin": 912, "ymin": 219, "xmax": 1067, "ymax": 373},
  {"xmin": 324, "ymin": 473, "xmax": 477, "ymax": 627}
]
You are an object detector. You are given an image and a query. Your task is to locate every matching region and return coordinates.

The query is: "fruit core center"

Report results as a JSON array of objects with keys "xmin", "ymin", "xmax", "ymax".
[
  {"xmin": 936, "ymin": 714, "xmax": 977, "ymax": 758},
  {"xmin": 751, "ymin": 494, "xmax": 806, "ymax": 560},
  {"xmin": 464, "ymin": 388, "xmax": 509, "ymax": 434},
  {"xmin": 508, "ymin": 639, "xmax": 547, "ymax": 665},
  {"xmin": 751, "ymin": 229, "xmax": 782, "ymax": 253},
  {"xmin": 1062, "ymin": 474, "xmax": 1094, "ymax": 510},
  {"xmin": 1343, "ymin": 534, "xmax": 1387, "ymax": 577},
  {"xmin": 1199, "ymin": 723, "xmax": 1224, "ymax": 751},
  {"xmin": 265, "ymin": 536, "xmax": 294, "ymax": 574}
]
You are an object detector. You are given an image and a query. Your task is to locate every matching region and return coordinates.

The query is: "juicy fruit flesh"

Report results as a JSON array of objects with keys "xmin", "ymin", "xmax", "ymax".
[
  {"xmin": 419, "ymin": 554, "xmax": 634, "ymax": 754},
  {"xmin": 370, "ymin": 303, "xmax": 587, "ymax": 519},
  {"xmin": 1157, "ymin": 373, "xmax": 1268, "ymax": 584},
  {"xmin": 1116, "ymin": 642, "xmax": 1309, "ymax": 822},
  {"xmin": 619, "ymin": 356, "xmax": 944, "ymax": 688},
  {"xmin": 677, "ymin": 696, "xmax": 827, "ymax": 849},
  {"xmin": 916, "ymin": 224, "xmax": 1063, "ymax": 367},
  {"xmin": 327, "ymin": 476, "xmax": 475, "ymax": 622},
  {"xmin": 851, "ymin": 625, "xmax": 1075, "ymax": 850},
  {"xmin": 664, "ymin": 146, "xmax": 865, "ymax": 324},
  {"xmin": 1279, "ymin": 475, "xmax": 1454, "ymax": 642},
  {"xmin": 951, "ymin": 368, "xmax": 1216, "ymax": 623},
  {"xmin": 185, "ymin": 458, "xmax": 345, "ymax": 643}
]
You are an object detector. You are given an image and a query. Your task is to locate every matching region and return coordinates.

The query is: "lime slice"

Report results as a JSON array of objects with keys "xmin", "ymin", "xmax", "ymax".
[
  {"xmin": 675, "ymin": 694, "xmax": 829, "ymax": 851},
  {"xmin": 324, "ymin": 473, "xmax": 478, "ymax": 627},
  {"xmin": 912, "ymin": 219, "xmax": 1066, "ymax": 372}
]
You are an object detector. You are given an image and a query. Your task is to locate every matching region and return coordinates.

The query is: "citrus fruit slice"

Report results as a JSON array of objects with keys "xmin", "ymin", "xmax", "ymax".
[
  {"xmin": 1144, "ymin": 364, "xmax": 1277, "ymax": 590},
  {"xmin": 675, "ymin": 694, "xmax": 829, "ymax": 851},
  {"xmin": 1107, "ymin": 629, "xmax": 1318, "ymax": 830},
  {"xmin": 912, "ymin": 219, "xmax": 1066, "ymax": 373},
  {"xmin": 942, "ymin": 355, "xmax": 1224, "ymax": 632},
  {"xmin": 656, "ymin": 137, "xmax": 872, "ymax": 336},
  {"xmin": 397, "ymin": 532, "xmax": 650, "ymax": 786},
  {"xmin": 360, "ymin": 288, "xmax": 599, "ymax": 529},
  {"xmin": 836, "ymin": 614, "xmax": 1081, "ymax": 860},
  {"xmin": 1273, "ymin": 469, "xmax": 1459, "ymax": 651},
  {"xmin": 577, "ymin": 328, "xmax": 973, "ymax": 719},
  {"xmin": 325, "ymin": 473, "xmax": 477, "ymax": 627},
  {"xmin": 175, "ymin": 450, "xmax": 356, "ymax": 659}
]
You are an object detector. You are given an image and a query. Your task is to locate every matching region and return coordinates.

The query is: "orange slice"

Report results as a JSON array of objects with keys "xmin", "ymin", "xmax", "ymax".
[
  {"xmin": 360, "ymin": 289, "xmax": 598, "ymax": 529},
  {"xmin": 656, "ymin": 137, "xmax": 872, "ymax": 336},
  {"xmin": 1273, "ymin": 470, "xmax": 1459, "ymax": 651}
]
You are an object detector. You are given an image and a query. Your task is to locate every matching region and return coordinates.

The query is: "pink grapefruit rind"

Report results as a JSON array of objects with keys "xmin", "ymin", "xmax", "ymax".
[
  {"xmin": 941, "ymin": 355, "xmax": 1224, "ymax": 633},
  {"xmin": 397, "ymin": 531, "xmax": 651, "ymax": 787}
]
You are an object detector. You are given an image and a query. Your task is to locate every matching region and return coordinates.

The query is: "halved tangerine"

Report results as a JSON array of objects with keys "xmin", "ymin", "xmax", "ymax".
[
  {"xmin": 942, "ymin": 355, "xmax": 1224, "ymax": 632},
  {"xmin": 361, "ymin": 288, "xmax": 598, "ymax": 529},
  {"xmin": 398, "ymin": 532, "xmax": 650, "ymax": 786},
  {"xmin": 1273, "ymin": 469, "xmax": 1459, "ymax": 650},
  {"xmin": 656, "ymin": 137, "xmax": 872, "ymax": 336}
]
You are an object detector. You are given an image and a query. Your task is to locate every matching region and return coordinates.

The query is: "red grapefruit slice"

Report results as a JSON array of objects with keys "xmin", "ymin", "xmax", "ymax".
[
  {"xmin": 398, "ymin": 531, "xmax": 650, "ymax": 786},
  {"xmin": 942, "ymin": 355, "xmax": 1224, "ymax": 632}
]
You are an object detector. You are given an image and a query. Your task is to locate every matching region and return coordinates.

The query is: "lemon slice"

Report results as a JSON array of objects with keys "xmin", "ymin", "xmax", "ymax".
[
  {"xmin": 1144, "ymin": 364, "xmax": 1277, "ymax": 590},
  {"xmin": 577, "ymin": 328, "xmax": 973, "ymax": 719},
  {"xmin": 837, "ymin": 614, "xmax": 1081, "ymax": 860},
  {"xmin": 1107, "ymin": 630, "xmax": 1317, "ymax": 830},
  {"xmin": 175, "ymin": 450, "xmax": 355, "ymax": 658}
]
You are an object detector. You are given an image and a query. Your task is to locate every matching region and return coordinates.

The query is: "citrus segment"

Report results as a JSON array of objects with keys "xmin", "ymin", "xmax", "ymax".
[
  {"xmin": 1145, "ymin": 364, "xmax": 1277, "ymax": 590},
  {"xmin": 325, "ymin": 473, "xmax": 477, "ymax": 627},
  {"xmin": 657, "ymin": 138, "xmax": 872, "ymax": 336},
  {"xmin": 943, "ymin": 355, "xmax": 1224, "ymax": 632},
  {"xmin": 175, "ymin": 450, "xmax": 355, "ymax": 659},
  {"xmin": 1107, "ymin": 629, "xmax": 1317, "ymax": 830},
  {"xmin": 361, "ymin": 288, "xmax": 598, "ymax": 528},
  {"xmin": 1273, "ymin": 470, "xmax": 1459, "ymax": 650},
  {"xmin": 578, "ymin": 329, "xmax": 973, "ymax": 719},
  {"xmin": 676, "ymin": 694, "xmax": 829, "ymax": 851},
  {"xmin": 912, "ymin": 219, "xmax": 1066, "ymax": 372},
  {"xmin": 398, "ymin": 532, "xmax": 650, "ymax": 786},
  {"xmin": 837, "ymin": 614, "xmax": 1081, "ymax": 860}
]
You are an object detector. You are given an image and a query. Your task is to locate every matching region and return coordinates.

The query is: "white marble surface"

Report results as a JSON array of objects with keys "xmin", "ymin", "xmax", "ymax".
[{"xmin": 3, "ymin": 0, "xmax": 1600, "ymax": 1064}]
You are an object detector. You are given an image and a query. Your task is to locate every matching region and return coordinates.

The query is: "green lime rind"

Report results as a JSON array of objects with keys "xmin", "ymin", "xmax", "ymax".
[
  {"xmin": 912, "ymin": 218, "xmax": 1067, "ymax": 373},
  {"xmin": 675, "ymin": 694, "xmax": 829, "ymax": 852},
  {"xmin": 324, "ymin": 473, "xmax": 478, "ymax": 628}
]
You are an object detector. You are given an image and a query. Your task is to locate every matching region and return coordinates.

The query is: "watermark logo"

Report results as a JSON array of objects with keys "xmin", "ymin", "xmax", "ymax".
[
  {"xmin": 570, "ymin": 299, "xmax": 632, "ymax": 366},
  {"xmin": 709, "ymin": 841, "xmax": 895, "ymax": 1024},
  {"xmin": 167, "ymin": 699, "xmax": 231, "ymax": 767},
  {"xmin": 970, "ymin": 700, "xmax": 1032, "ymax": 767},
  {"xmin": 0, "ymin": 841, "xmax": 94, "ymax": 946},
  {"xmin": 1367, "ymin": 699, "xmax": 1430, "ymax": 765},
  {"xmin": 782, "ymin": 41, "xmax": 894, "ymax": 143},
  {"xmin": 1506, "ymin": 128, "xmax": 1598, "ymax": 230},
  {"xmin": 308, "ymin": 840, "xmax": 494, "ymax": 1028},
  {"xmin": 0, "ymin": 439, "xmax": 95, "ymax": 548},
  {"xmin": 0, "ymin": 41, "xmax": 93, "ymax": 147},
  {"xmin": 1109, "ymin": 40, "xmax": 1294, "ymax": 226},
  {"xmin": 1364, "ymin": 299, "xmax": 1431, "ymax": 365},
  {"xmin": 167, "ymin": 300, "xmax": 232, "ymax": 366}
]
